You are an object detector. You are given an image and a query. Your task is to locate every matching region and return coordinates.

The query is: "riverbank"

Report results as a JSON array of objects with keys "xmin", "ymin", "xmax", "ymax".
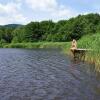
[
  {"xmin": 2, "ymin": 42, "xmax": 69, "ymax": 49},
  {"xmin": 0, "ymin": 35, "xmax": 100, "ymax": 72},
  {"xmin": 78, "ymin": 33, "xmax": 100, "ymax": 72}
]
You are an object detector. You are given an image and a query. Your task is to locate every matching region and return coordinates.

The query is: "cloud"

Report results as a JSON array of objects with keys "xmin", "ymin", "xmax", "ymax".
[
  {"xmin": 25, "ymin": 0, "xmax": 78, "ymax": 21},
  {"xmin": 0, "ymin": 0, "xmax": 100, "ymax": 25},
  {"xmin": 25, "ymin": 0, "xmax": 57, "ymax": 11},
  {"xmin": 0, "ymin": 2, "xmax": 27, "ymax": 25},
  {"xmin": 0, "ymin": 0, "xmax": 79, "ymax": 24},
  {"xmin": 50, "ymin": 5, "xmax": 77, "ymax": 20},
  {"xmin": 0, "ymin": 2, "xmax": 20, "ymax": 15}
]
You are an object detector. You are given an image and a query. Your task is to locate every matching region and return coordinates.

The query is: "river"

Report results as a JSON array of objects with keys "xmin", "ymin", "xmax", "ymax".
[{"xmin": 0, "ymin": 48, "xmax": 100, "ymax": 100}]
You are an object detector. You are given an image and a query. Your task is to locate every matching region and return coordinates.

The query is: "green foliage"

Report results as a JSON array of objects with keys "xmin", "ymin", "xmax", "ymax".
[
  {"xmin": 78, "ymin": 33, "xmax": 100, "ymax": 72},
  {"xmin": 3, "ymin": 42, "xmax": 68, "ymax": 49},
  {"xmin": 0, "ymin": 26, "xmax": 14, "ymax": 43},
  {"xmin": 0, "ymin": 13, "xmax": 100, "ymax": 71},
  {"xmin": 12, "ymin": 26, "xmax": 25, "ymax": 43},
  {"xmin": 0, "ymin": 13, "xmax": 100, "ymax": 43}
]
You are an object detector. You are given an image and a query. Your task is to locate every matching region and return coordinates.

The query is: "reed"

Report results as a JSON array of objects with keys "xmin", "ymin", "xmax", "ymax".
[
  {"xmin": 2, "ymin": 34, "xmax": 100, "ymax": 72},
  {"xmin": 78, "ymin": 33, "xmax": 100, "ymax": 72}
]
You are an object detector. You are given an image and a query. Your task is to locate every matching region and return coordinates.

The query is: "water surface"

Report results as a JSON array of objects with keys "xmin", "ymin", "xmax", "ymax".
[{"xmin": 0, "ymin": 48, "xmax": 100, "ymax": 100}]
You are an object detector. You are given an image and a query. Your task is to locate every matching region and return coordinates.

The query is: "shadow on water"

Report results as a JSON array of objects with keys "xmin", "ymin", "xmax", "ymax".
[{"xmin": 0, "ymin": 48, "xmax": 100, "ymax": 100}]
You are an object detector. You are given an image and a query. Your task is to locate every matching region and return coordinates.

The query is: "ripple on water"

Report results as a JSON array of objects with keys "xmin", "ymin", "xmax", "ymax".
[{"xmin": 0, "ymin": 48, "xmax": 99, "ymax": 100}]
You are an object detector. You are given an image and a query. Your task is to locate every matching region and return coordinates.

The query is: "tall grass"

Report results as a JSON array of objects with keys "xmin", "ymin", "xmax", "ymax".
[
  {"xmin": 78, "ymin": 33, "xmax": 100, "ymax": 72},
  {"xmin": 2, "ymin": 34, "xmax": 100, "ymax": 72},
  {"xmin": 3, "ymin": 42, "xmax": 70, "ymax": 49}
]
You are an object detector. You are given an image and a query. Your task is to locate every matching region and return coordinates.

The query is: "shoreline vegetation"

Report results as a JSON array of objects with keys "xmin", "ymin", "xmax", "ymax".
[
  {"xmin": 0, "ymin": 13, "xmax": 100, "ymax": 72},
  {"xmin": 1, "ymin": 33, "xmax": 100, "ymax": 72}
]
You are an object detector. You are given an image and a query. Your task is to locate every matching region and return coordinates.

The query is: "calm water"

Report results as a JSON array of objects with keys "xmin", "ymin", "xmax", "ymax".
[{"xmin": 0, "ymin": 48, "xmax": 100, "ymax": 100}]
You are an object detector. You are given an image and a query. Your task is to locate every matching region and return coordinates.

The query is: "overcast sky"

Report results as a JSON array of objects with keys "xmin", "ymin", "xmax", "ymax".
[{"xmin": 0, "ymin": 0, "xmax": 100, "ymax": 25}]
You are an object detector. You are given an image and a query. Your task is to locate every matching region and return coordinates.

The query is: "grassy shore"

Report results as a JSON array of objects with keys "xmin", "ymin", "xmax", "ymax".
[
  {"xmin": 1, "ymin": 34, "xmax": 100, "ymax": 72},
  {"xmin": 78, "ymin": 33, "xmax": 100, "ymax": 72},
  {"xmin": 2, "ymin": 42, "xmax": 70, "ymax": 49}
]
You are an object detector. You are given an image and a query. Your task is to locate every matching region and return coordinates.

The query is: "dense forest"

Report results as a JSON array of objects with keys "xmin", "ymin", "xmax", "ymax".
[{"xmin": 0, "ymin": 13, "xmax": 100, "ymax": 44}]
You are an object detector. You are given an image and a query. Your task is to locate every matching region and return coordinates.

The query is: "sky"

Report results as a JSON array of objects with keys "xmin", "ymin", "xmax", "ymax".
[{"xmin": 0, "ymin": 0, "xmax": 100, "ymax": 25}]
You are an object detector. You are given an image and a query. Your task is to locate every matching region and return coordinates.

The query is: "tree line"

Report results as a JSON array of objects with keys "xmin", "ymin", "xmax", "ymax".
[{"xmin": 0, "ymin": 13, "xmax": 100, "ymax": 43}]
